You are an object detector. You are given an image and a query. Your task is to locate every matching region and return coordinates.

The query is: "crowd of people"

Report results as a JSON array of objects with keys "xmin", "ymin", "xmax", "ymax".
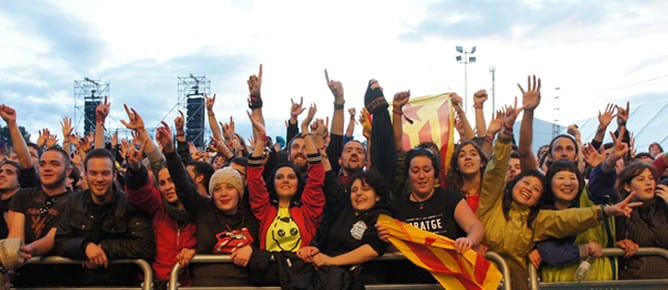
[{"xmin": 0, "ymin": 66, "xmax": 666, "ymax": 289}]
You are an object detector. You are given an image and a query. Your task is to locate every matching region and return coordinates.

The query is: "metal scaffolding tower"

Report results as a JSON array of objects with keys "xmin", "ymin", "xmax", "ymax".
[
  {"xmin": 177, "ymin": 74, "xmax": 211, "ymax": 148},
  {"xmin": 74, "ymin": 77, "xmax": 110, "ymax": 136}
]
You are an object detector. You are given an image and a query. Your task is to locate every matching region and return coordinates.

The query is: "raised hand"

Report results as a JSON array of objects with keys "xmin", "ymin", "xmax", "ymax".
[
  {"xmin": 290, "ymin": 97, "xmax": 306, "ymax": 120},
  {"xmin": 450, "ymin": 93, "xmax": 463, "ymax": 108},
  {"xmin": 120, "ymin": 104, "xmax": 145, "ymax": 131},
  {"xmin": 188, "ymin": 143, "xmax": 203, "ymax": 161},
  {"xmin": 598, "ymin": 103, "xmax": 616, "ymax": 129},
  {"xmin": 616, "ymin": 101, "xmax": 630, "ymax": 126},
  {"xmin": 487, "ymin": 110, "xmax": 503, "ymax": 136},
  {"xmin": 155, "ymin": 121, "xmax": 174, "ymax": 153},
  {"xmin": 95, "ymin": 96, "xmax": 111, "ymax": 122},
  {"xmin": 0, "ymin": 104, "xmax": 17, "ymax": 124},
  {"xmin": 393, "ymin": 90, "xmax": 411, "ymax": 110},
  {"xmin": 37, "ymin": 128, "xmax": 50, "ymax": 148},
  {"xmin": 205, "ymin": 93, "xmax": 216, "ymax": 111},
  {"xmin": 222, "ymin": 116, "xmax": 235, "ymax": 141},
  {"xmin": 348, "ymin": 107, "xmax": 356, "ymax": 119},
  {"xmin": 567, "ymin": 124, "xmax": 581, "ymax": 140},
  {"xmin": 247, "ymin": 64, "xmax": 263, "ymax": 97},
  {"xmin": 46, "ymin": 134, "xmax": 59, "ymax": 148},
  {"xmin": 324, "ymin": 69, "xmax": 344, "ymax": 102},
  {"xmin": 174, "ymin": 110, "xmax": 185, "ymax": 132},
  {"xmin": 501, "ymin": 96, "xmax": 524, "ymax": 130},
  {"xmin": 126, "ymin": 139, "xmax": 146, "ymax": 170},
  {"xmin": 61, "ymin": 117, "xmax": 73, "ymax": 140},
  {"xmin": 359, "ymin": 108, "xmax": 371, "ymax": 139},
  {"xmin": 582, "ymin": 143, "xmax": 605, "ymax": 168},
  {"xmin": 608, "ymin": 126, "xmax": 629, "ymax": 163},
  {"xmin": 111, "ymin": 130, "xmax": 118, "ymax": 147},
  {"xmin": 517, "ymin": 75, "xmax": 541, "ymax": 111},
  {"xmin": 301, "ymin": 103, "xmax": 317, "ymax": 133},
  {"xmin": 473, "ymin": 89, "xmax": 488, "ymax": 106}
]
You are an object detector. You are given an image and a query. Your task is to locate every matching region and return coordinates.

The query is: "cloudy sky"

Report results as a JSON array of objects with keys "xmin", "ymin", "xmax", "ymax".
[{"xmin": 1, "ymin": 0, "xmax": 666, "ymax": 144}]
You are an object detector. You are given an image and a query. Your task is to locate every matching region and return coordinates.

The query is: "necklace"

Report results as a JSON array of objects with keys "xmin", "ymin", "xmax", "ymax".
[{"xmin": 410, "ymin": 192, "xmax": 433, "ymax": 210}]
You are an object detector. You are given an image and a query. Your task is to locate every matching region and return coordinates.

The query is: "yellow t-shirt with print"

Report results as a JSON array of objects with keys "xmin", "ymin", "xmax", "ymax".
[{"xmin": 266, "ymin": 207, "xmax": 302, "ymax": 252}]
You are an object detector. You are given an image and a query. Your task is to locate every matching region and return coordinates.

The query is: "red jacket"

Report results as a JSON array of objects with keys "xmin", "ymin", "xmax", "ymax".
[
  {"xmin": 126, "ymin": 177, "xmax": 197, "ymax": 282},
  {"xmin": 248, "ymin": 157, "xmax": 325, "ymax": 250}
]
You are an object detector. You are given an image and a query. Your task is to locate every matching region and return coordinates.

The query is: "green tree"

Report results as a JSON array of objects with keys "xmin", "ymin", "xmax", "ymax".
[{"xmin": 0, "ymin": 125, "xmax": 32, "ymax": 151}]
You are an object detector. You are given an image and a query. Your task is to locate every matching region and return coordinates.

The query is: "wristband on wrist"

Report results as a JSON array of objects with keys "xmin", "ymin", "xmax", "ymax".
[
  {"xmin": 334, "ymin": 102, "xmax": 345, "ymax": 110},
  {"xmin": 474, "ymin": 103, "xmax": 483, "ymax": 109},
  {"xmin": 485, "ymin": 134, "xmax": 494, "ymax": 143},
  {"xmin": 392, "ymin": 108, "xmax": 403, "ymax": 115},
  {"xmin": 503, "ymin": 124, "xmax": 514, "ymax": 133}
]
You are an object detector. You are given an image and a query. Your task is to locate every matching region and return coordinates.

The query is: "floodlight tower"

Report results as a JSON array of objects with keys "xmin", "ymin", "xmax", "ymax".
[
  {"xmin": 553, "ymin": 87, "xmax": 561, "ymax": 138},
  {"xmin": 74, "ymin": 77, "xmax": 109, "ymax": 136},
  {"xmin": 456, "ymin": 45, "xmax": 477, "ymax": 113},
  {"xmin": 177, "ymin": 74, "xmax": 211, "ymax": 148}
]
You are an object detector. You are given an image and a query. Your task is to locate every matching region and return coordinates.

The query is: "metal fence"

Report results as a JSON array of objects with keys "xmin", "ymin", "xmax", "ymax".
[
  {"xmin": 168, "ymin": 251, "xmax": 512, "ymax": 290},
  {"xmin": 529, "ymin": 247, "xmax": 668, "ymax": 290}
]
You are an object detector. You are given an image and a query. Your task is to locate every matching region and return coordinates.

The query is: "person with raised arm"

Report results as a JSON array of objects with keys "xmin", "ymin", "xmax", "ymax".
[
  {"xmin": 478, "ymin": 95, "xmax": 642, "ymax": 290},
  {"xmin": 158, "ymin": 118, "xmax": 257, "ymax": 286},
  {"xmin": 124, "ymin": 137, "xmax": 197, "ymax": 289}
]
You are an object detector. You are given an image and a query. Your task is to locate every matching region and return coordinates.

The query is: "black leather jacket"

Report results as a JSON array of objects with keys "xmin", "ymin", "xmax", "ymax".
[{"xmin": 54, "ymin": 189, "xmax": 155, "ymax": 260}]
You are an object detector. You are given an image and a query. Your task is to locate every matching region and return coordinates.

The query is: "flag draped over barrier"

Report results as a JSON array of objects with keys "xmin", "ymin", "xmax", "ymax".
[
  {"xmin": 398, "ymin": 93, "xmax": 455, "ymax": 173},
  {"xmin": 377, "ymin": 214, "xmax": 502, "ymax": 290}
]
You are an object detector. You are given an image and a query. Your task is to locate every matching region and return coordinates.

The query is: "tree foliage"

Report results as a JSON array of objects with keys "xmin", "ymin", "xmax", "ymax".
[{"xmin": 0, "ymin": 125, "xmax": 31, "ymax": 151}]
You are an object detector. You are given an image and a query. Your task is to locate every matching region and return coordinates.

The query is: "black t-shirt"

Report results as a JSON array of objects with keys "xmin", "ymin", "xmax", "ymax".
[
  {"xmin": 320, "ymin": 205, "xmax": 389, "ymax": 258},
  {"xmin": 394, "ymin": 187, "xmax": 466, "ymax": 240},
  {"xmin": 8, "ymin": 187, "xmax": 70, "ymax": 243}
]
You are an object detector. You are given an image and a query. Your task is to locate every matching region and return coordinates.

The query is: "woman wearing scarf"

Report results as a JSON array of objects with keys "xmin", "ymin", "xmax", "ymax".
[{"xmin": 125, "ymin": 146, "xmax": 196, "ymax": 289}]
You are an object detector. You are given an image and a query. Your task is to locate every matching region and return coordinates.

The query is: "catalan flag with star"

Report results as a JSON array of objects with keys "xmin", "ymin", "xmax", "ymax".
[
  {"xmin": 397, "ymin": 93, "xmax": 456, "ymax": 174},
  {"xmin": 377, "ymin": 214, "xmax": 503, "ymax": 290}
]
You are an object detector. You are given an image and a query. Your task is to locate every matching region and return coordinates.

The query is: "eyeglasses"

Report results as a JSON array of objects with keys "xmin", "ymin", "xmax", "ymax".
[{"xmin": 39, "ymin": 197, "xmax": 56, "ymax": 218}]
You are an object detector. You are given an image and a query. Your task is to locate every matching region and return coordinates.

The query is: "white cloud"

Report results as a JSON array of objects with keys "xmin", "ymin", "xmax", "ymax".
[{"xmin": 1, "ymin": 0, "xmax": 665, "ymax": 147}]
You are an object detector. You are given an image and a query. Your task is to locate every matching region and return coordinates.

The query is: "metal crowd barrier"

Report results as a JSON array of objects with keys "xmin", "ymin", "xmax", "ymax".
[
  {"xmin": 169, "ymin": 251, "xmax": 511, "ymax": 290},
  {"xmin": 10, "ymin": 256, "xmax": 153, "ymax": 290},
  {"xmin": 529, "ymin": 247, "xmax": 668, "ymax": 290}
]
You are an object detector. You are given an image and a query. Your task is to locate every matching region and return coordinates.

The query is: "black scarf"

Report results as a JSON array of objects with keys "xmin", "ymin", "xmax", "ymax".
[{"xmin": 163, "ymin": 199, "xmax": 190, "ymax": 227}]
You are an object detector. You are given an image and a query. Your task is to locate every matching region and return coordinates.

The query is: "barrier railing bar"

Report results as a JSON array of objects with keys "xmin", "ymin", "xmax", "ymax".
[
  {"xmin": 170, "ymin": 251, "xmax": 511, "ymax": 290},
  {"xmin": 24, "ymin": 256, "xmax": 152, "ymax": 290},
  {"xmin": 529, "ymin": 247, "xmax": 668, "ymax": 290}
]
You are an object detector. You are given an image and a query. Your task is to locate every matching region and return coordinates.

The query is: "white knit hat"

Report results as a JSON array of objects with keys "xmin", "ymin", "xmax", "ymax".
[{"xmin": 209, "ymin": 167, "xmax": 244, "ymax": 198}]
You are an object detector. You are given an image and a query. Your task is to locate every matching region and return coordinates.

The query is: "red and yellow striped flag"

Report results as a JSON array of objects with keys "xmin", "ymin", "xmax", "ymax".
[
  {"xmin": 396, "ymin": 93, "xmax": 455, "ymax": 173},
  {"xmin": 377, "ymin": 214, "xmax": 502, "ymax": 290}
]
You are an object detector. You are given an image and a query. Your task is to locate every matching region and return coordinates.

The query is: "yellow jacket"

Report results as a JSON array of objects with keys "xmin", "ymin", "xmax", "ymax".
[{"xmin": 477, "ymin": 137, "xmax": 606, "ymax": 286}]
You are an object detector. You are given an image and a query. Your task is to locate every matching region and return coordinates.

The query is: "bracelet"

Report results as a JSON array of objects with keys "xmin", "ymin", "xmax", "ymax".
[
  {"xmin": 474, "ymin": 103, "xmax": 483, "ymax": 109},
  {"xmin": 503, "ymin": 124, "xmax": 514, "ymax": 133},
  {"xmin": 334, "ymin": 102, "xmax": 345, "ymax": 110},
  {"xmin": 392, "ymin": 108, "xmax": 403, "ymax": 115},
  {"xmin": 485, "ymin": 134, "xmax": 494, "ymax": 143}
]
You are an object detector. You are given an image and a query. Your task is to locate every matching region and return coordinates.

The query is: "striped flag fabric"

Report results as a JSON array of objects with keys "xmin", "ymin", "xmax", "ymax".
[
  {"xmin": 377, "ymin": 214, "xmax": 502, "ymax": 290},
  {"xmin": 396, "ymin": 93, "xmax": 455, "ymax": 173}
]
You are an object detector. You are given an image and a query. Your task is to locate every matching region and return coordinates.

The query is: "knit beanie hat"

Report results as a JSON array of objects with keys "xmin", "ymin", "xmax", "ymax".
[{"xmin": 209, "ymin": 167, "xmax": 244, "ymax": 199}]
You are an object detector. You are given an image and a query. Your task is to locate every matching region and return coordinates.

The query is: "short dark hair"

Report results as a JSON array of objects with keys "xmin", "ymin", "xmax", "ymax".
[
  {"xmin": 43, "ymin": 146, "xmax": 71, "ymax": 167},
  {"xmin": 187, "ymin": 160, "xmax": 214, "ymax": 187},
  {"xmin": 27, "ymin": 142, "xmax": 43, "ymax": 158},
  {"xmin": 548, "ymin": 134, "xmax": 579, "ymax": 157},
  {"xmin": 0, "ymin": 159, "xmax": 20, "ymax": 171},
  {"xmin": 406, "ymin": 146, "xmax": 441, "ymax": 178},
  {"xmin": 632, "ymin": 152, "xmax": 654, "ymax": 161},
  {"xmin": 84, "ymin": 148, "xmax": 115, "ymax": 172}
]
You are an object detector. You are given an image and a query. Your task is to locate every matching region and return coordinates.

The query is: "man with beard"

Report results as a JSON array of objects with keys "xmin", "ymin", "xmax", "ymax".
[
  {"xmin": 6, "ymin": 147, "xmax": 73, "ymax": 286},
  {"xmin": 54, "ymin": 148, "xmax": 155, "ymax": 286}
]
